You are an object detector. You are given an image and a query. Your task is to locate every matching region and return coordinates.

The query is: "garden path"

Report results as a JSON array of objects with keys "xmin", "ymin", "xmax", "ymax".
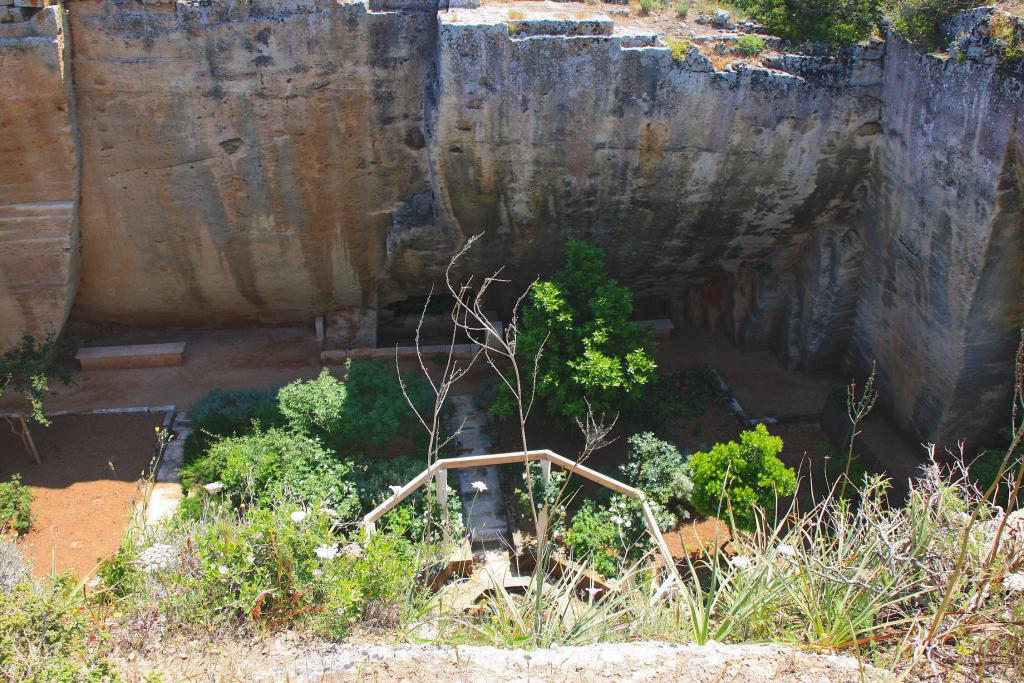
[{"xmin": 449, "ymin": 395, "xmax": 508, "ymax": 545}]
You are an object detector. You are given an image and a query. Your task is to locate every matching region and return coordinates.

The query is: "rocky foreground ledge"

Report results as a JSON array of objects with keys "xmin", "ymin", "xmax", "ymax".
[{"xmin": 115, "ymin": 638, "xmax": 892, "ymax": 681}]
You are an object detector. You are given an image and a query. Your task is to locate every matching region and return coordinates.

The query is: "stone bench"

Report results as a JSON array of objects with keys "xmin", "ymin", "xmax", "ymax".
[{"xmin": 76, "ymin": 342, "xmax": 186, "ymax": 371}]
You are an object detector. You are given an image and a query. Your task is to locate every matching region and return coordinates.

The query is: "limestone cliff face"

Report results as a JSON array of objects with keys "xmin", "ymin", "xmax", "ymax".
[
  {"xmin": 423, "ymin": 12, "xmax": 879, "ymax": 308},
  {"xmin": 67, "ymin": 0, "xmax": 434, "ymax": 326},
  {"xmin": 0, "ymin": 7, "xmax": 79, "ymax": 348},
  {"xmin": 0, "ymin": 0, "xmax": 1021, "ymax": 449},
  {"xmin": 852, "ymin": 20, "xmax": 1024, "ymax": 446}
]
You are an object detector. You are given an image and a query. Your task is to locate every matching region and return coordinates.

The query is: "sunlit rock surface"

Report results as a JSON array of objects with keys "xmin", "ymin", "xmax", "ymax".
[{"xmin": 0, "ymin": 0, "xmax": 1020, "ymax": 448}]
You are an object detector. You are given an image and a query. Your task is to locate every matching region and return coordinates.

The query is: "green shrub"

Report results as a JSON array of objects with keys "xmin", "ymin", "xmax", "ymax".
[
  {"xmin": 992, "ymin": 14, "xmax": 1024, "ymax": 62},
  {"xmin": 969, "ymin": 430, "xmax": 1023, "ymax": 509},
  {"xmin": 622, "ymin": 432, "xmax": 693, "ymax": 518},
  {"xmin": 278, "ymin": 360, "xmax": 429, "ymax": 455},
  {"xmin": 0, "ymin": 575, "xmax": 118, "ymax": 681},
  {"xmin": 639, "ymin": 0, "xmax": 656, "ymax": 16},
  {"xmin": 689, "ymin": 423, "xmax": 796, "ymax": 530},
  {"xmin": 734, "ymin": 0, "xmax": 881, "ymax": 44},
  {"xmin": 514, "ymin": 239, "xmax": 657, "ymax": 422},
  {"xmin": 735, "ymin": 34, "xmax": 768, "ymax": 55},
  {"xmin": 562, "ymin": 494, "xmax": 673, "ymax": 578},
  {"xmin": 131, "ymin": 505, "xmax": 423, "ymax": 637},
  {"xmin": 625, "ymin": 366, "xmax": 726, "ymax": 430},
  {"xmin": 675, "ymin": 0, "xmax": 691, "ymax": 17},
  {"xmin": 667, "ymin": 38, "xmax": 693, "ymax": 62},
  {"xmin": 182, "ymin": 387, "xmax": 283, "ymax": 471},
  {"xmin": 0, "ymin": 474, "xmax": 33, "ymax": 535},
  {"xmin": 884, "ymin": 0, "xmax": 977, "ymax": 44},
  {"xmin": 182, "ymin": 428, "xmax": 361, "ymax": 516}
]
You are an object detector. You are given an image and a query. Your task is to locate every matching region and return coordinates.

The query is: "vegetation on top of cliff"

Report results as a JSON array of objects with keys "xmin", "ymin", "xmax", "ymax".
[
  {"xmin": 884, "ymin": 0, "xmax": 979, "ymax": 43},
  {"xmin": 991, "ymin": 12, "xmax": 1024, "ymax": 60},
  {"xmin": 728, "ymin": 0, "xmax": 994, "ymax": 46},
  {"xmin": 732, "ymin": 0, "xmax": 881, "ymax": 44}
]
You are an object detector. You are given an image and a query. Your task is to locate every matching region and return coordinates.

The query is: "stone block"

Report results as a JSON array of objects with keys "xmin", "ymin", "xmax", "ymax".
[{"xmin": 324, "ymin": 306, "xmax": 377, "ymax": 350}]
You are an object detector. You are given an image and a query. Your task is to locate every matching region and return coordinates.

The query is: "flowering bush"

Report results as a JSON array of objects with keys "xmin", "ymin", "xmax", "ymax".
[
  {"xmin": 621, "ymin": 432, "xmax": 693, "ymax": 522},
  {"xmin": 562, "ymin": 495, "xmax": 670, "ymax": 578},
  {"xmin": 130, "ymin": 504, "xmax": 423, "ymax": 637}
]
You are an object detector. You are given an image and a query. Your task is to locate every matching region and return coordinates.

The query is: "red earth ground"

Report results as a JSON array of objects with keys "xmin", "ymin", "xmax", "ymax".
[{"xmin": 0, "ymin": 413, "xmax": 163, "ymax": 578}]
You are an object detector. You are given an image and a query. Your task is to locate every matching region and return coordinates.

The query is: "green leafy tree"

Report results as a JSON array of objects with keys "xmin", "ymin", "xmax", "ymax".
[
  {"xmin": 514, "ymin": 239, "xmax": 657, "ymax": 422},
  {"xmin": 0, "ymin": 333, "xmax": 71, "ymax": 424},
  {"xmin": 689, "ymin": 423, "xmax": 796, "ymax": 530}
]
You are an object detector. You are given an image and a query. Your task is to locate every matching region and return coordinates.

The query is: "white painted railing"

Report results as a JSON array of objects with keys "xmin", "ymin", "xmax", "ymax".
[{"xmin": 362, "ymin": 448, "xmax": 682, "ymax": 586}]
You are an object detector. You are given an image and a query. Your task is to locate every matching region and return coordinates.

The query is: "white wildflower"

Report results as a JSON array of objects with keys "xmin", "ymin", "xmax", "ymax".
[
  {"xmin": 342, "ymin": 543, "xmax": 363, "ymax": 559},
  {"xmin": 139, "ymin": 543, "xmax": 177, "ymax": 573},
  {"xmin": 315, "ymin": 544, "xmax": 339, "ymax": 561},
  {"xmin": 246, "ymin": 555, "xmax": 255, "ymax": 564},
  {"xmin": 203, "ymin": 481, "xmax": 225, "ymax": 494},
  {"xmin": 1004, "ymin": 572, "xmax": 1024, "ymax": 593},
  {"xmin": 611, "ymin": 516, "xmax": 624, "ymax": 526},
  {"xmin": 471, "ymin": 481, "xmax": 488, "ymax": 493},
  {"xmin": 86, "ymin": 576, "xmax": 102, "ymax": 589},
  {"xmin": 312, "ymin": 569, "xmax": 323, "ymax": 578},
  {"xmin": 218, "ymin": 565, "xmax": 229, "ymax": 576},
  {"xmin": 777, "ymin": 544, "xmax": 796, "ymax": 558},
  {"xmin": 729, "ymin": 555, "xmax": 752, "ymax": 571},
  {"xmin": 290, "ymin": 510, "xmax": 307, "ymax": 523},
  {"xmin": 624, "ymin": 519, "xmax": 632, "ymax": 528}
]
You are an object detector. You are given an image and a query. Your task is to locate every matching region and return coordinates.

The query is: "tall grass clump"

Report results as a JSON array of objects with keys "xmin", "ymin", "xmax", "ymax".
[{"xmin": 1, "ymin": 540, "xmax": 119, "ymax": 682}]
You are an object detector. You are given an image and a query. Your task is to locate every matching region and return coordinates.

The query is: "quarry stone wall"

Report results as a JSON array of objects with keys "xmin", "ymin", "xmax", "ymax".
[
  {"xmin": 0, "ymin": 0, "xmax": 1021, "ymax": 448},
  {"xmin": 0, "ymin": 7, "xmax": 79, "ymax": 349}
]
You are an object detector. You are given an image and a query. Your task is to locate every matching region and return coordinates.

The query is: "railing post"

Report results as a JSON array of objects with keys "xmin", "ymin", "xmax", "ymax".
[
  {"xmin": 540, "ymin": 458, "xmax": 550, "ymax": 486},
  {"xmin": 435, "ymin": 467, "xmax": 448, "ymax": 511}
]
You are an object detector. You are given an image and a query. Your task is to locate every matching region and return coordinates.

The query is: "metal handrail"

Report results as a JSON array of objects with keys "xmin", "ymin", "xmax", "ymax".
[{"xmin": 361, "ymin": 449, "xmax": 682, "ymax": 589}]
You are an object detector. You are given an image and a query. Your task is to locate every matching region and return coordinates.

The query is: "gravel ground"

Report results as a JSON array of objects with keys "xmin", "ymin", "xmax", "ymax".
[{"xmin": 115, "ymin": 637, "xmax": 893, "ymax": 682}]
